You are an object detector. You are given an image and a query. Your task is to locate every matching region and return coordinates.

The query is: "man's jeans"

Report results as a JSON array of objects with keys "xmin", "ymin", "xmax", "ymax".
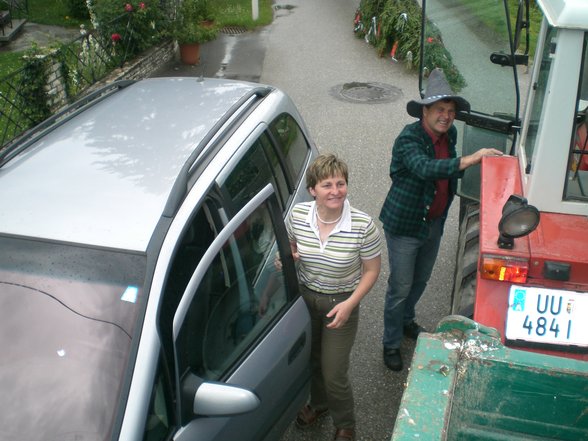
[{"xmin": 382, "ymin": 218, "xmax": 444, "ymax": 349}]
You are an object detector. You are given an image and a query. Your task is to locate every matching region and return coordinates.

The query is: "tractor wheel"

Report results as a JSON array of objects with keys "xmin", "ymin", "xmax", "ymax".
[{"xmin": 451, "ymin": 202, "xmax": 480, "ymax": 317}]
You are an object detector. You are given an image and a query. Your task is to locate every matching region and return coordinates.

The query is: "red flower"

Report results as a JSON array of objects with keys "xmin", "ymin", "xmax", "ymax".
[
  {"xmin": 124, "ymin": 3, "xmax": 133, "ymax": 12},
  {"xmin": 139, "ymin": 2, "xmax": 146, "ymax": 9},
  {"xmin": 427, "ymin": 37, "xmax": 434, "ymax": 43},
  {"xmin": 111, "ymin": 33, "xmax": 122, "ymax": 42}
]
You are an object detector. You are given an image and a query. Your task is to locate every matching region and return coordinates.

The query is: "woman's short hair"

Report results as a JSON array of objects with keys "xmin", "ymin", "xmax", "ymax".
[{"xmin": 306, "ymin": 153, "xmax": 349, "ymax": 189}]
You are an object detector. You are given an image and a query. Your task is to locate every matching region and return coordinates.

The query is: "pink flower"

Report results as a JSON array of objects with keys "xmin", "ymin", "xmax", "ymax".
[
  {"xmin": 427, "ymin": 37, "xmax": 434, "ymax": 43},
  {"xmin": 111, "ymin": 33, "xmax": 122, "ymax": 42},
  {"xmin": 139, "ymin": 2, "xmax": 146, "ymax": 9},
  {"xmin": 124, "ymin": 3, "xmax": 133, "ymax": 12}
]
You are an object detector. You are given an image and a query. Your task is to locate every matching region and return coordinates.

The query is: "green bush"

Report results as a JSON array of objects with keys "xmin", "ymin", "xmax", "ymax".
[
  {"xmin": 422, "ymin": 23, "xmax": 466, "ymax": 91},
  {"xmin": 19, "ymin": 47, "xmax": 53, "ymax": 126},
  {"xmin": 90, "ymin": 0, "xmax": 168, "ymax": 55},
  {"xmin": 355, "ymin": 0, "xmax": 421, "ymax": 67},
  {"xmin": 355, "ymin": 0, "xmax": 466, "ymax": 90},
  {"xmin": 65, "ymin": 0, "xmax": 91, "ymax": 20},
  {"xmin": 171, "ymin": 0, "xmax": 218, "ymax": 44}
]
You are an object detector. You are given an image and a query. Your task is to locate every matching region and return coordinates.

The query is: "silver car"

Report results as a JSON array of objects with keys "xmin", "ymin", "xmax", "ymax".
[{"xmin": 0, "ymin": 78, "xmax": 317, "ymax": 441}]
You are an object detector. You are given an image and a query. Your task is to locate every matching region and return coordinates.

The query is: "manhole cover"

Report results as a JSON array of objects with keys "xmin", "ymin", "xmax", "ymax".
[{"xmin": 330, "ymin": 82, "xmax": 402, "ymax": 104}]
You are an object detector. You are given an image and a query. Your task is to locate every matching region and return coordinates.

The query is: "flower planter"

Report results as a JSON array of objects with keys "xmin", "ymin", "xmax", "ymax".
[{"xmin": 179, "ymin": 42, "xmax": 201, "ymax": 65}]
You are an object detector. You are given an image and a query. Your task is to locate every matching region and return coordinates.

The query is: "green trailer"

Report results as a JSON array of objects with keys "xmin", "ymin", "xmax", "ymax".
[{"xmin": 391, "ymin": 316, "xmax": 588, "ymax": 441}]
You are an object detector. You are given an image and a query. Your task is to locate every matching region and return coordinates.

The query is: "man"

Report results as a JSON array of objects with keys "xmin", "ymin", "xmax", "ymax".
[{"xmin": 380, "ymin": 68, "xmax": 502, "ymax": 371}]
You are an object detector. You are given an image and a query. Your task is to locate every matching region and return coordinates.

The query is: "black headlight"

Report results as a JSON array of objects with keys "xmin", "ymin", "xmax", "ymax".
[{"xmin": 497, "ymin": 195, "xmax": 540, "ymax": 249}]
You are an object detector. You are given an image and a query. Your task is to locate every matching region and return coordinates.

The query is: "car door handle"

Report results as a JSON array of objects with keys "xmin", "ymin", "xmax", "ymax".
[{"xmin": 288, "ymin": 332, "xmax": 306, "ymax": 365}]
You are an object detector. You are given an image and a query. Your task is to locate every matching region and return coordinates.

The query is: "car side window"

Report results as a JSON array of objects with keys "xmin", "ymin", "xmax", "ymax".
[
  {"xmin": 269, "ymin": 113, "xmax": 311, "ymax": 186},
  {"xmin": 221, "ymin": 114, "xmax": 310, "ymax": 216},
  {"xmin": 143, "ymin": 356, "xmax": 173, "ymax": 441},
  {"xmin": 259, "ymin": 133, "xmax": 290, "ymax": 207},
  {"xmin": 222, "ymin": 135, "xmax": 287, "ymax": 212},
  {"xmin": 175, "ymin": 200, "xmax": 291, "ymax": 382}
]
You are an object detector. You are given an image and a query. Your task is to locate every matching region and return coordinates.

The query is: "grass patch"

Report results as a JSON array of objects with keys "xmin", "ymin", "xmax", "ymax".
[
  {"xmin": 24, "ymin": 0, "xmax": 275, "ymax": 30},
  {"xmin": 213, "ymin": 0, "xmax": 274, "ymax": 29},
  {"xmin": 450, "ymin": 0, "xmax": 541, "ymax": 58},
  {"xmin": 0, "ymin": 52, "xmax": 25, "ymax": 78},
  {"xmin": 27, "ymin": 0, "xmax": 89, "ymax": 28}
]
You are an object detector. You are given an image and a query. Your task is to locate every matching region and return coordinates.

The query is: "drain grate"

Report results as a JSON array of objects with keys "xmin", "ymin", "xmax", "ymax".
[
  {"xmin": 221, "ymin": 26, "xmax": 247, "ymax": 35},
  {"xmin": 330, "ymin": 82, "xmax": 402, "ymax": 104}
]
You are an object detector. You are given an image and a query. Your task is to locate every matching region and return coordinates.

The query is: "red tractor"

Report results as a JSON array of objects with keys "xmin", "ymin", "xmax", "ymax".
[{"xmin": 419, "ymin": 0, "xmax": 588, "ymax": 361}]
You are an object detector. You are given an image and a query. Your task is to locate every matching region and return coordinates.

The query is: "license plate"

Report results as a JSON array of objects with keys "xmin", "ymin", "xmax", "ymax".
[{"xmin": 505, "ymin": 285, "xmax": 588, "ymax": 348}]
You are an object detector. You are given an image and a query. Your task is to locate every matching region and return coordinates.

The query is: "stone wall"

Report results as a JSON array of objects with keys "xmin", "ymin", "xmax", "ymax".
[
  {"xmin": 82, "ymin": 40, "xmax": 177, "ymax": 95},
  {"xmin": 43, "ymin": 51, "xmax": 69, "ymax": 112},
  {"xmin": 100, "ymin": 40, "xmax": 175, "ymax": 83}
]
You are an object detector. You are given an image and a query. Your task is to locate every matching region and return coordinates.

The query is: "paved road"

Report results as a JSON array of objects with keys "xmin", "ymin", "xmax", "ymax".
[
  {"xmin": 158, "ymin": 2, "xmax": 458, "ymax": 440},
  {"xmin": 257, "ymin": 2, "xmax": 457, "ymax": 441},
  {"xmin": 4, "ymin": 2, "xmax": 458, "ymax": 440},
  {"xmin": 0, "ymin": 6, "xmax": 480, "ymax": 440}
]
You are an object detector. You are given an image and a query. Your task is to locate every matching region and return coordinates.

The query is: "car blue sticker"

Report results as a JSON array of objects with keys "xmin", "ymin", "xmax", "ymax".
[{"xmin": 512, "ymin": 288, "xmax": 526, "ymax": 311}]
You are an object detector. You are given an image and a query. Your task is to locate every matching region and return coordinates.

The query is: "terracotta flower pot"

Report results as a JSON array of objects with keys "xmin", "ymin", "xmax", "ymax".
[{"xmin": 179, "ymin": 42, "xmax": 201, "ymax": 65}]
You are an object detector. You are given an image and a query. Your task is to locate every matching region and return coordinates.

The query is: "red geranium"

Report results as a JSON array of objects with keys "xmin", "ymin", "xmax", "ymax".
[
  {"xmin": 124, "ymin": 3, "xmax": 133, "ymax": 12},
  {"xmin": 111, "ymin": 33, "xmax": 122, "ymax": 42}
]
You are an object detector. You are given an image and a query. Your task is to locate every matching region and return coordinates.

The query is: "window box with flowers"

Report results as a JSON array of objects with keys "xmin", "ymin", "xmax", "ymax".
[{"xmin": 172, "ymin": 0, "xmax": 218, "ymax": 65}]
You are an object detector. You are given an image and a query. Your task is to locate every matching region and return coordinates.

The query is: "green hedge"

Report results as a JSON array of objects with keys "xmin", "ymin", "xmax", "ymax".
[{"xmin": 355, "ymin": 0, "xmax": 465, "ymax": 91}]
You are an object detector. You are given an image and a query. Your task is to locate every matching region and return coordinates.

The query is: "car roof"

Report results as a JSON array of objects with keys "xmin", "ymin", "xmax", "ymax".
[{"xmin": 0, "ymin": 77, "xmax": 261, "ymax": 252}]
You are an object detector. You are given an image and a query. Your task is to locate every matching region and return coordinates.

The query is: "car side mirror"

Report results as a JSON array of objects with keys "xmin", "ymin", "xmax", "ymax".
[{"xmin": 181, "ymin": 373, "xmax": 260, "ymax": 422}]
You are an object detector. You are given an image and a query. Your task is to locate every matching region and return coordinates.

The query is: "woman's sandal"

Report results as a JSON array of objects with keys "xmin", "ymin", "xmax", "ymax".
[
  {"xmin": 295, "ymin": 404, "xmax": 328, "ymax": 428},
  {"xmin": 334, "ymin": 428, "xmax": 355, "ymax": 441}
]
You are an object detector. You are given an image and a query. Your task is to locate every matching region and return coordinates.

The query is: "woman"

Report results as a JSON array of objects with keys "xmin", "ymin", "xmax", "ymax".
[{"xmin": 286, "ymin": 153, "xmax": 381, "ymax": 441}]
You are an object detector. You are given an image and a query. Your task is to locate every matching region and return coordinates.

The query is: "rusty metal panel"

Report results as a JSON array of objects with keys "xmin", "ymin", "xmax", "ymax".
[{"xmin": 391, "ymin": 316, "xmax": 588, "ymax": 440}]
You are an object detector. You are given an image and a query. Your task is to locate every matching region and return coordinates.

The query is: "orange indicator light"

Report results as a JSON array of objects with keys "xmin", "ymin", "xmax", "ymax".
[{"xmin": 481, "ymin": 256, "xmax": 528, "ymax": 283}]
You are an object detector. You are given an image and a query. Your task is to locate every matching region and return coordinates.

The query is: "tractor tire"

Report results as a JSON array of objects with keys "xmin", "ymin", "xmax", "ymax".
[{"xmin": 451, "ymin": 202, "xmax": 480, "ymax": 317}]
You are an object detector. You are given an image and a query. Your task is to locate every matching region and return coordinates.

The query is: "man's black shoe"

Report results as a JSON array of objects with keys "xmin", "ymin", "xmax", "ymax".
[
  {"xmin": 383, "ymin": 348, "xmax": 402, "ymax": 371},
  {"xmin": 403, "ymin": 321, "xmax": 426, "ymax": 340}
]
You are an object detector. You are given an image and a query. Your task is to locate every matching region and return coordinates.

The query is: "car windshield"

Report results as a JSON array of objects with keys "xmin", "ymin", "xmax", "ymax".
[
  {"xmin": 0, "ymin": 236, "xmax": 146, "ymax": 441},
  {"xmin": 420, "ymin": 0, "xmax": 518, "ymax": 117},
  {"xmin": 565, "ymin": 32, "xmax": 588, "ymax": 202}
]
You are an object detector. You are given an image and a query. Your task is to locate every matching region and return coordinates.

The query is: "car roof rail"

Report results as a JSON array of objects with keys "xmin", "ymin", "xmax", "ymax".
[
  {"xmin": 162, "ymin": 85, "xmax": 273, "ymax": 218},
  {"xmin": 0, "ymin": 80, "xmax": 136, "ymax": 168}
]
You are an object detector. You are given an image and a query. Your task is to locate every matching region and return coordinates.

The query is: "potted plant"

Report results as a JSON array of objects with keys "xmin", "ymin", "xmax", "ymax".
[{"xmin": 172, "ymin": 0, "xmax": 218, "ymax": 65}]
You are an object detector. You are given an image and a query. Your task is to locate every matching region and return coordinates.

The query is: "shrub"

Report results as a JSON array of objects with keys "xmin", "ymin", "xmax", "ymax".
[
  {"xmin": 89, "ymin": 0, "xmax": 168, "ymax": 56},
  {"xmin": 65, "ymin": 0, "xmax": 91, "ymax": 20},
  {"xmin": 18, "ymin": 46, "xmax": 53, "ymax": 126},
  {"xmin": 171, "ymin": 0, "xmax": 218, "ymax": 44},
  {"xmin": 355, "ymin": 0, "xmax": 466, "ymax": 90}
]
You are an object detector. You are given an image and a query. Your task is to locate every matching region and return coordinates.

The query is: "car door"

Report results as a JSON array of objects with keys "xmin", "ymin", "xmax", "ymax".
[{"xmin": 172, "ymin": 184, "xmax": 311, "ymax": 441}]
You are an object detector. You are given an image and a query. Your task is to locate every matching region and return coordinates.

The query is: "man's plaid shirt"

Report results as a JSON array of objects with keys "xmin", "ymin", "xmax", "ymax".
[{"xmin": 379, "ymin": 120, "xmax": 464, "ymax": 239}]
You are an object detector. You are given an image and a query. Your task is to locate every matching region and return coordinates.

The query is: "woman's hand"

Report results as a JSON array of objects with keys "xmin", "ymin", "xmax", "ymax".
[
  {"xmin": 274, "ymin": 241, "xmax": 299, "ymax": 270},
  {"xmin": 325, "ymin": 300, "xmax": 354, "ymax": 329},
  {"xmin": 290, "ymin": 241, "xmax": 300, "ymax": 261},
  {"xmin": 325, "ymin": 256, "xmax": 381, "ymax": 329}
]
